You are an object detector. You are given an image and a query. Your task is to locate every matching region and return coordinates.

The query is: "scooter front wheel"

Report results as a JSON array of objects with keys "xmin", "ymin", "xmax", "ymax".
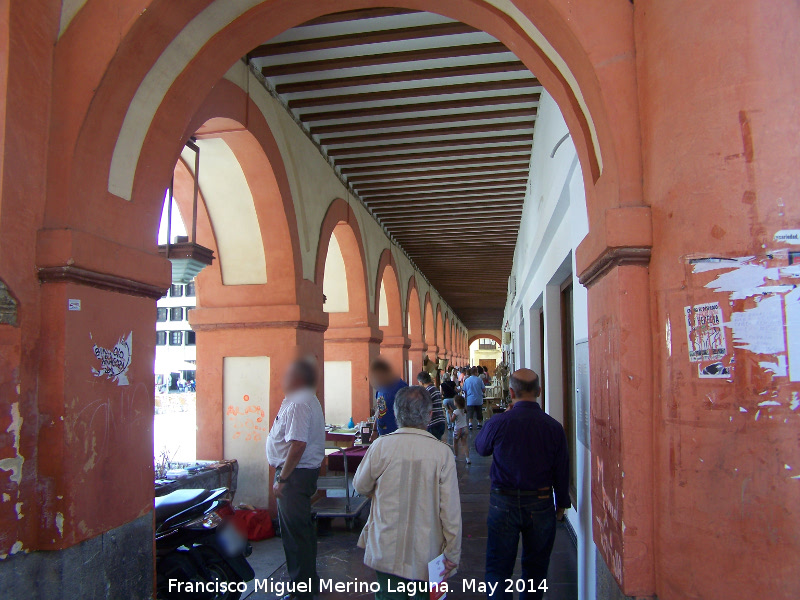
[{"xmin": 156, "ymin": 545, "xmax": 245, "ymax": 600}]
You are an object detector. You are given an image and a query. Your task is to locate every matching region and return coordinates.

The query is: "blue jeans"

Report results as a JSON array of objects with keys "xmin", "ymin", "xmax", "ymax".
[{"xmin": 485, "ymin": 492, "xmax": 556, "ymax": 599}]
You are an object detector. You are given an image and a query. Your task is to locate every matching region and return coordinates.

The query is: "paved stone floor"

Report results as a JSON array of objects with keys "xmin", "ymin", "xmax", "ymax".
[{"xmin": 249, "ymin": 430, "xmax": 577, "ymax": 599}]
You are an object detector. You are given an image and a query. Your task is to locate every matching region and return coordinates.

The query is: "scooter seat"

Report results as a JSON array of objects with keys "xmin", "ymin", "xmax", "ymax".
[{"xmin": 155, "ymin": 488, "xmax": 216, "ymax": 525}]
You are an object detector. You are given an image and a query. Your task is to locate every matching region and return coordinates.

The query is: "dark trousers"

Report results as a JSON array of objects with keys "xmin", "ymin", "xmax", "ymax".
[
  {"xmin": 467, "ymin": 404, "xmax": 483, "ymax": 423},
  {"xmin": 427, "ymin": 421, "xmax": 447, "ymax": 440},
  {"xmin": 276, "ymin": 467, "xmax": 320, "ymax": 599},
  {"xmin": 485, "ymin": 493, "xmax": 556, "ymax": 600}
]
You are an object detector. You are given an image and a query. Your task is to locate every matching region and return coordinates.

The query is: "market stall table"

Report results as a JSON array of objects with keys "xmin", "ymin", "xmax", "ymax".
[{"xmin": 326, "ymin": 445, "xmax": 369, "ymax": 473}]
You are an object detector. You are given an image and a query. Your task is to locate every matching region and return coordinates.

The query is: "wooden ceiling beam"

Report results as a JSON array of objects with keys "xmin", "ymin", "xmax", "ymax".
[
  {"xmin": 334, "ymin": 145, "xmax": 531, "ymax": 166},
  {"xmin": 299, "ymin": 92, "xmax": 539, "ymax": 121},
  {"xmin": 348, "ymin": 167, "xmax": 529, "ymax": 185},
  {"xmin": 288, "ymin": 78, "xmax": 540, "ymax": 109},
  {"xmin": 377, "ymin": 213, "xmax": 522, "ymax": 223},
  {"xmin": 321, "ymin": 121, "xmax": 534, "ymax": 147},
  {"xmin": 310, "ymin": 107, "xmax": 537, "ymax": 136},
  {"xmin": 372, "ymin": 204, "xmax": 522, "ymax": 216},
  {"xmin": 277, "ymin": 61, "xmax": 526, "ymax": 95},
  {"xmin": 260, "ymin": 42, "xmax": 509, "ymax": 77},
  {"xmin": 365, "ymin": 188, "xmax": 525, "ymax": 203},
  {"xmin": 390, "ymin": 232, "xmax": 521, "ymax": 241},
  {"xmin": 378, "ymin": 212, "xmax": 523, "ymax": 223},
  {"xmin": 359, "ymin": 180, "xmax": 528, "ymax": 198},
  {"xmin": 387, "ymin": 221, "xmax": 521, "ymax": 230},
  {"xmin": 354, "ymin": 170, "xmax": 529, "ymax": 190},
  {"xmin": 402, "ymin": 233, "xmax": 518, "ymax": 241},
  {"xmin": 381, "ymin": 209, "xmax": 522, "ymax": 223},
  {"xmin": 393, "ymin": 231, "xmax": 520, "ymax": 240},
  {"xmin": 251, "ymin": 22, "xmax": 479, "ymax": 58},
  {"xmin": 327, "ymin": 134, "xmax": 533, "ymax": 157},
  {"xmin": 340, "ymin": 153, "xmax": 531, "ymax": 175}
]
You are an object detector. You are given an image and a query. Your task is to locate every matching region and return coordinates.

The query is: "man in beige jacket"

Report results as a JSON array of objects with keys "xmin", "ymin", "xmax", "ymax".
[{"xmin": 354, "ymin": 385, "xmax": 462, "ymax": 600}]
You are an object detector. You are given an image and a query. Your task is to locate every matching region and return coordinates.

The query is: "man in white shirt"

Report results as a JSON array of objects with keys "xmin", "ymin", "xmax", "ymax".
[{"xmin": 267, "ymin": 359, "xmax": 325, "ymax": 600}]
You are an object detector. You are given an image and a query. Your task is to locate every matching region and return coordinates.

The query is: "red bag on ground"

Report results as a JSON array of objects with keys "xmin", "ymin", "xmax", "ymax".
[{"xmin": 231, "ymin": 508, "xmax": 275, "ymax": 541}]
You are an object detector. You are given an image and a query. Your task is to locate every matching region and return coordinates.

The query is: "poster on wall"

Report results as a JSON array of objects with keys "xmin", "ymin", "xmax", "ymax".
[
  {"xmin": 685, "ymin": 302, "xmax": 727, "ymax": 362},
  {"xmin": 685, "ymin": 302, "xmax": 732, "ymax": 378},
  {"xmin": 91, "ymin": 332, "xmax": 132, "ymax": 386}
]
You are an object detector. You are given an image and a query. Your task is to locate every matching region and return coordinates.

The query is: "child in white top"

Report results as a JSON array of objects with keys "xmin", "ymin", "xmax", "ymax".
[{"xmin": 451, "ymin": 394, "xmax": 471, "ymax": 464}]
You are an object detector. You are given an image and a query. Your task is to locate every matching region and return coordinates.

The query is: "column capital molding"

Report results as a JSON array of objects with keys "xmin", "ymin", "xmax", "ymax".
[
  {"xmin": 36, "ymin": 228, "xmax": 171, "ymax": 299},
  {"xmin": 576, "ymin": 206, "xmax": 652, "ymax": 288},
  {"xmin": 381, "ymin": 334, "xmax": 410, "ymax": 350},
  {"xmin": 324, "ymin": 324, "xmax": 382, "ymax": 344},
  {"xmin": 190, "ymin": 304, "xmax": 328, "ymax": 332}
]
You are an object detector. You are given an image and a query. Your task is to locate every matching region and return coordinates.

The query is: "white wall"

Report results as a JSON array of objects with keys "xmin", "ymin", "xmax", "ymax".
[
  {"xmin": 222, "ymin": 356, "xmax": 270, "ymax": 508},
  {"xmin": 503, "ymin": 91, "xmax": 595, "ymax": 600},
  {"xmin": 378, "ymin": 280, "xmax": 389, "ymax": 327},
  {"xmin": 322, "ymin": 233, "xmax": 349, "ymax": 313},
  {"xmin": 323, "ymin": 360, "xmax": 352, "ymax": 426}
]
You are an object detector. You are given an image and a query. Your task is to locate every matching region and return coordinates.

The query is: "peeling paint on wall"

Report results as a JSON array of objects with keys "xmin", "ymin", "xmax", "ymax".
[
  {"xmin": 0, "ymin": 402, "xmax": 23, "ymax": 485},
  {"xmin": 688, "ymin": 250, "xmax": 800, "ymax": 382},
  {"xmin": 785, "ymin": 287, "xmax": 800, "ymax": 382},
  {"xmin": 55, "ymin": 512, "xmax": 64, "ymax": 537},
  {"xmin": 0, "ymin": 280, "xmax": 18, "ymax": 326},
  {"xmin": 728, "ymin": 295, "xmax": 785, "ymax": 355}
]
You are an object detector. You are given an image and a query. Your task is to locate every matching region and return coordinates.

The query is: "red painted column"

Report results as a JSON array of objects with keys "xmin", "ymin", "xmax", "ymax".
[
  {"xmin": 324, "ymin": 323, "xmax": 382, "ymax": 423},
  {"xmin": 380, "ymin": 334, "xmax": 410, "ymax": 382},
  {"xmin": 33, "ymin": 229, "xmax": 172, "ymax": 550},
  {"xmin": 633, "ymin": 2, "xmax": 800, "ymax": 599},
  {"xmin": 409, "ymin": 341, "xmax": 426, "ymax": 381}
]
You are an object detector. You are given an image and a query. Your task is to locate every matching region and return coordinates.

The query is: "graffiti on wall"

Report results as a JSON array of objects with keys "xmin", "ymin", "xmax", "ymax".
[
  {"xmin": 91, "ymin": 332, "xmax": 132, "ymax": 386},
  {"xmin": 226, "ymin": 394, "xmax": 267, "ymax": 442}
]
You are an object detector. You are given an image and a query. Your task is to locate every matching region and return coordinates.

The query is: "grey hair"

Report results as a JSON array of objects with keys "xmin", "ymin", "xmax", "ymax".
[
  {"xmin": 289, "ymin": 358, "xmax": 318, "ymax": 388},
  {"xmin": 394, "ymin": 386, "xmax": 432, "ymax": 430}
]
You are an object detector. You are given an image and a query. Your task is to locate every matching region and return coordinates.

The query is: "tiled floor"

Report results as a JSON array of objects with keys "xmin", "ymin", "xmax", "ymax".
[{"xmin": 249, "ymin": 429, "xmax": 578, "ymax": 599}]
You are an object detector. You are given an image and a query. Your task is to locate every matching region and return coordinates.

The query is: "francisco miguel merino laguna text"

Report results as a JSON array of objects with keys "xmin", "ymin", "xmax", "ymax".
[{"xmin": 168, "ymin": 577, "xmax": 450, "ymax": 596}]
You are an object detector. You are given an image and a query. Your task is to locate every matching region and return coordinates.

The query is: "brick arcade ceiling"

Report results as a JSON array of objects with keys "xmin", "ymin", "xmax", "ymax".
[{"xmin": 247, "ymin": 8, "xmax": 540, "ymax": 330}]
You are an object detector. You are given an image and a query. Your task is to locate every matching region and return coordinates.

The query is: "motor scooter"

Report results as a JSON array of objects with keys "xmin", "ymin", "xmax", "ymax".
[{"xmin": 155, "ymin": 488, "xmax": 255, "ymax": 600}]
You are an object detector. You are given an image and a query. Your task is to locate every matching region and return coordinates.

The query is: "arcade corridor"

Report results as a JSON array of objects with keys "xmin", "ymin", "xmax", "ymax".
[
  {"xmin": 0, "ymin": 2, "xmax": 798, "ymax": 599},
  {"xmin": 253, "ymin": 448, "xmax": 577, "ymax": 600}
]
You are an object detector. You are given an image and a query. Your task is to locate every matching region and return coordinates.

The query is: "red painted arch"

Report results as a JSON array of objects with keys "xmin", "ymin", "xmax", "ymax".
[
  {"xmin": 315, "ymin": 198, "xmax": 370, "ymax": 325},
  {"xmin": 423, "ymin": 292, "xmax": 435, "ymax": 348},
  {"xmin": 436, "ymin": 305, "xmax": 445, "ymax": 350},
  {"xmin": 49, "ymin": 0, "xmax": 641, "ymax": 268},
  {"xmin": 374, "ymin": 248, "xmax": 403, "ymax": 336},
  {"xmin": 469, "ymin": 334, "xmax": 502, "ymax": 347},
  {"xmin": 406, "ymin": 275, "xmax": 423, "ymax": 344}
]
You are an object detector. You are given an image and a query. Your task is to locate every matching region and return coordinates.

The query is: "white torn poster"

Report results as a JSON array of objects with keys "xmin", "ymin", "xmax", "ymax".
[
  {"xmin": 785, "ymin": 287, "xmax": 800, "ymax": 382},
  {"xmin": 728, "ymin": 295, "xmax": 786, "ymax": 355},
  {"xmin": 91, "ymin": 332, "xmax": 133, "ymax": 386},
  {"xmin": 685, "ymin": 302, "xmax": 727, "ymax": 362},
  {"xmin": 774, "ymin": 230, "xmax": 800, "ymax": 245},
  {"xmin": 691, "ymin": 256, "xmax": 754, "ymax": 273},
  {"xmin": 759, "ymin": 355, "xmax": 788, "ymax": 378},
  {"xmin": 703, "ymin": 264, "xmax": 780, "ymax": 296}
]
